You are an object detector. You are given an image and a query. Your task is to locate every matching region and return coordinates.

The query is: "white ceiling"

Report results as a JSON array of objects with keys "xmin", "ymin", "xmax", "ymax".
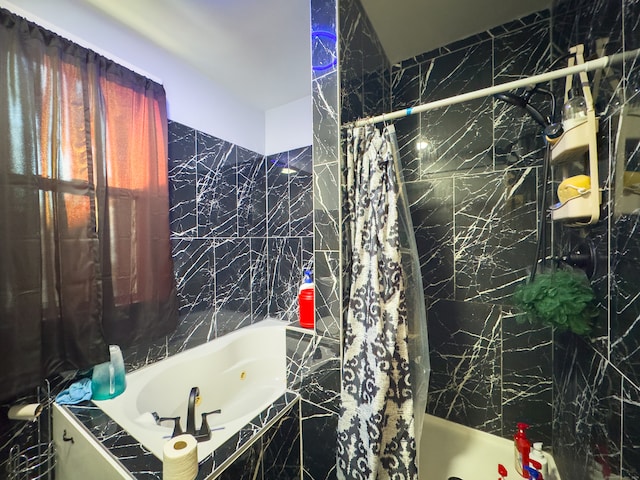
[
  {"xmin": 3, "ymin": 0, "xmax": 552, "ymax": 113},
  {"xmin": 360, "ymin": 0, "xmax": 552, "ymax": 65},
  {"xmin": 77, "ymin": 0, "xmax": 314, "ymax": 111}
]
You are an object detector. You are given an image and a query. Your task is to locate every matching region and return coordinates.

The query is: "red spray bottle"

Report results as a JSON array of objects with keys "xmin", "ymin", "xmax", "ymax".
[
  {"xmin": 514, "ymin": 423, "xmax": 531, "ymax": 478},
  {"xmin": 298, "ymin": 270, "xmax": 314, "ymax": 329}
]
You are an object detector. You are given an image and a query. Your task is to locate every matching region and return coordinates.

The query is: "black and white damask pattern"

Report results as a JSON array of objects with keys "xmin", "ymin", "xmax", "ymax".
[{"xmin": 337, "ymin": 126, "xmax": 416, "ymax": 479}]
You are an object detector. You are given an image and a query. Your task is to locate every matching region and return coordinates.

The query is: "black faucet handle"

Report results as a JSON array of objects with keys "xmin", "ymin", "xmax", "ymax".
[
  {"xmin": 196, "ymin": 409, "xmax": 222, "ymax": 441},
  {"xmin": 157, "ymin": 416, "xmax": 183, "ymax": 438},
  {"xmin": 202, "ymin": 409, "xmax": 221, "ymax": 417}
]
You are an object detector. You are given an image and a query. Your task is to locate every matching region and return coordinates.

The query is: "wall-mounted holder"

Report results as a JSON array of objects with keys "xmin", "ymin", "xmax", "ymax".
[
  {"xmin": 554, "ymin": 240, "xmax": 598, "ymax": 279},
  {"xmin": 7, "ymin": 380, "xmax": 55, "ymax": 480},
  {"xmin": 614, "ymin": 105, "xmax": 640, "ymax": 217},
  {"xmin": 550, "ymin": 44, "xmax": 601, "ymax": 226}
]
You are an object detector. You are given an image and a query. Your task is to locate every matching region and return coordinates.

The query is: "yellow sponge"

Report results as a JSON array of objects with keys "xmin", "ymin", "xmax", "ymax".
[{"xmin": 558, "ymin": 175, "xmax": 591, "ymax": 203}]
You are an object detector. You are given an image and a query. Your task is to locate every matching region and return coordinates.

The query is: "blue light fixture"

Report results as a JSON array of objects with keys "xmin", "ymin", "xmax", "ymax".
[{"xmin": 311, "ymin": 30, "xmax": 337, "ymax": 72}]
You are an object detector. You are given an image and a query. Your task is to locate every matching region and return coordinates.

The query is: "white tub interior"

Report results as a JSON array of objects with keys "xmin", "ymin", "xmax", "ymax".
[
  {"xmin": 419, "ymin": 414, "xmax": 561, "ymax": 480},
  {"xmin": 93, "ymin": 319, "xmax": 287, "ymax": 462}
]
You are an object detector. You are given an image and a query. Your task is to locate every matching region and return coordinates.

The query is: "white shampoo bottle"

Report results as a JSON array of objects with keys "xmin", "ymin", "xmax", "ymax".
[{"xmin": 529, "ymin": 442, "xmax": 548, "ymax": 479}]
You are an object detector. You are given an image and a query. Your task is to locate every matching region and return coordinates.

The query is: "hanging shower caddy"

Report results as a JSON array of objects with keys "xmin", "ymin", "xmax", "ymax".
[
  {"xmin": 6, "ymin": 381, "xmax": 55, "ymax": 480},
  {"xmin": 550, "ymin": 44, "xmax": 601, "ymax": 225}
]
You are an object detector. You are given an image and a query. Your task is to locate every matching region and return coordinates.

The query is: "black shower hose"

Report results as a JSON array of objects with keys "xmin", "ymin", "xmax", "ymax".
[{"xmin": 529, "ymin": 141, "xmax": 552, "ymax": 283}]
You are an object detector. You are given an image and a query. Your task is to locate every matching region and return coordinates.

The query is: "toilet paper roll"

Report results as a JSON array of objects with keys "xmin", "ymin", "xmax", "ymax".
[
  {"xmin": 163, "ymin": 434, "xmax": 198, "ymax": 480},
  {"xmin": 8, "ymin": 403, "xmax": 43, "ymax": 422}
]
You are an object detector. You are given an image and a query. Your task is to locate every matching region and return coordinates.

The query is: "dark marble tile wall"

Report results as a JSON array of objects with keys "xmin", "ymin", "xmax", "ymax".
[
  {"xmin": 164, "ymin": 119, "xmax": 315, "ymax": 476},
  {"xmin": 286, "ymin": 327, "xmax": 340, "ymax": 480},
  {"xmin": 311, "ymin": 0, "xmax": 341, "ymax": 344},
  {"xmin": 326, "ymin": 0, "xmax": 640, "ymax": 479},
  {"xmin": 338, "ymin": 0, "xmax": 552, "ymax": 444},
  {"xmin": 337, "ymin": 0, "xmax": 640, "ymax": 478},
  {"xmin": 306, "ymin": 0, "xmax": 397, "ymax": 477},
  {"xmin": 367, "ymin": 10, "xmax": 556, "ymax": 445},
  {"xmin": 549, "ymin": 0, "xmax": 640, "ymax": 478},
  {"xmin": 301, "ymin": 400, "xmax": 339, "ymax": 480},
  {"xmin": 287, "ymin": 329, "xmax": 340, "ymax": 413},
  {"xmin": 216, "ymin": 399, "xmax": 301, "ymax": 480},
  {"xmin": 339, "ymin": 0, "xmax": 388, "ymax": 125},
  {"xmin": 426, "ymin": 299, "xmax": 502, "ymax": 433},
  {"xmin": 121, "ymin": 120, "xmax": 314, "ymax": 370},
  {"xmin": 300, "ymin": 0, "xmax": 345, "ymax": 477}
]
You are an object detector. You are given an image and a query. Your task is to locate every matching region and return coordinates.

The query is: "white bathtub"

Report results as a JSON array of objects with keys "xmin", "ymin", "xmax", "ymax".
[
  {"xmin": 93, "ymin": 319, "xmax": 287, "ymax": 463},
  {"xmin": 419, "ymin": 414, "xmax": 562, "ymax": 480}
]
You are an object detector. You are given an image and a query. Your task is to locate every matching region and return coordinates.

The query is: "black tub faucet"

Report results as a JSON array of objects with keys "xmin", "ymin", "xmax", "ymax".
[
  {"xmin": 186, "ymin": 386, "xmax": 200, "ymax": 436},
  {"xmin": 185, "ymin": 386, "xmax": 221, "ymax": 442}
]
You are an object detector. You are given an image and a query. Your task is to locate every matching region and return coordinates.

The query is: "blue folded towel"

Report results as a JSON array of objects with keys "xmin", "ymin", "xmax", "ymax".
[{"xmin": 55, "ymin": 378, "xmax": 93, "ymax": 405}]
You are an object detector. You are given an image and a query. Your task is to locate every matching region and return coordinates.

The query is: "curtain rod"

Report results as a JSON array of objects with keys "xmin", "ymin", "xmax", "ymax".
[
  {"xmin": 345, "ymin": 48, "xmax": 640, "ymax": 129},
  {"xmin": 2, "ymin": 1, "xmax": 163, "ymax": 85}
]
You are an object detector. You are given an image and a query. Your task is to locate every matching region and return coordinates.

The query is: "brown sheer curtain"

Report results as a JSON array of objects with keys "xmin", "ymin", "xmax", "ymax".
[{"xmin": 0, "ymin": 8, "xmax": 178, "ymax": 401}]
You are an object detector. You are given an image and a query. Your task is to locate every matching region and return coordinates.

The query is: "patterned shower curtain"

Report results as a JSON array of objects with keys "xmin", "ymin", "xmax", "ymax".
[{"xmin": 337, "ymin": 125, "xmax": 430, "ymax": 479}]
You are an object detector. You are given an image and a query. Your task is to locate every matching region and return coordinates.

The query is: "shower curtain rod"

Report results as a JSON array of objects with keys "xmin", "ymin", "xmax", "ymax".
[{"xmin": 344, "ymin": 47, "xmax": 640, "ymax": 129}]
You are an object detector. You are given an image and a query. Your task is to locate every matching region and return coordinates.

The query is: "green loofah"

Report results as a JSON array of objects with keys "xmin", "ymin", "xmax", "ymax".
[{"xmin": 512, "ymin": 268, "xmax": 599, "ymax": 336}]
